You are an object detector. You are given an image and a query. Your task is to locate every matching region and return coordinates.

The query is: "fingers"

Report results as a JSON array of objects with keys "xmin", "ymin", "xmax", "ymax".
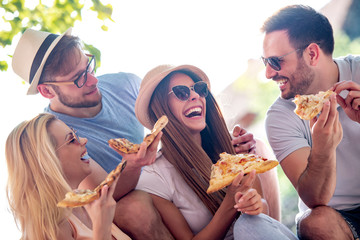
[
  {"xmin": 333, "ymin": 81, "xmax": 360, "ymax": 94},
  {"xmin": 234, "ymin": 188, "xmax": 263, "ymax": 215},
  {"xmin": 147, "ymin": 132, "xmax": 163, "ymax": 151},
  {"xmin": 232, "ymin": 125, "xmax": 246, "ymax": 137}
]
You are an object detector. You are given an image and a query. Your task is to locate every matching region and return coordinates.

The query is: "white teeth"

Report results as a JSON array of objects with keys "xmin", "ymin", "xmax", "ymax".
[
  {"xmin": 81, "ymin": 152, "xmax": 90, "ymax": 160},
  {"xmin": 277, "ymin": 79, "xmax": 288, "ymax": 86},
  {"xmin": 185, "ymin": 107, "xmax": 202, "ymax": 117}
]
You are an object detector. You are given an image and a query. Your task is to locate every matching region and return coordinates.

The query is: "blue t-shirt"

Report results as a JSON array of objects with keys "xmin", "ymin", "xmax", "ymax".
[
  {"xmin": 265, "ymin": 55, "xmax": 360, "ymax": 222},
  {"xmin": 45, "ymin": 72, "xmax": 144, "ymax": 173}
]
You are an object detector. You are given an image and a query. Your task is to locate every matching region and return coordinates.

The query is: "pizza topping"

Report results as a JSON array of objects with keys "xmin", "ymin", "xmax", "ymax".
[
  {"xmin": 293, "ymin": 90, "xmax": 334, "ymax": 120},
  {"xmin": 108, "ymin": 115, "xmax": 168, "ymax": 154},
  {"xmin": 57, "ymin": 160, "xmax": 127, "ymax": 208},
  {"xmin": 207, "ymin": 152, "xmax": 278, "ymax": 194}
]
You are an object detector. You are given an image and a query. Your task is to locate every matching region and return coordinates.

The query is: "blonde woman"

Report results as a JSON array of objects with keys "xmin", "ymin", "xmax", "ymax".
[
  {"xmin": 5, "ymin": 113, "xmax": 148, "ymax": 239},
  {"xmin": 135, "ymin": 65, "xmax": 297, "ymax": 240}
]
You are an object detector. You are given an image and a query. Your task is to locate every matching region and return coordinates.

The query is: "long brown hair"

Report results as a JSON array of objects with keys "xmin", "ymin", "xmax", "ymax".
[{"xmin": 148, "ymin": 70, "xmax": 235, "ymax": 214}]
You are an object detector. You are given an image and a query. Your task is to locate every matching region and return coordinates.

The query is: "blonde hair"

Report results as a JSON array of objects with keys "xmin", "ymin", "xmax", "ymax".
[
  {"xmin": 149, "ymin": 70, "xmax": 236, "ymax": 214},
  {"xmin": 5, "ymin": 113, "xmax": 72, "ymax": 239}
]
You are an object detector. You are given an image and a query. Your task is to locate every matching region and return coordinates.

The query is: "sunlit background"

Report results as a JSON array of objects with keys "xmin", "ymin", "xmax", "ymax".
[{"xmin": 3, "ymin": 0, "xmax": 355, "ymax": 237}]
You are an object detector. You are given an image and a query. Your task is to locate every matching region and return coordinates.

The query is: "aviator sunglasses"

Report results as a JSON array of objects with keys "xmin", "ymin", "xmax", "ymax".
[
  {"xmin": 56, "ymin": 128, "xmax": 80, "ymax": 151},
  {"xmin": 168, "ymin": 81, "xmax": 209, "ymax": 101},
  {"xmin": 261, "ymin": 48, "xmax": 301, "ymax": 71}
]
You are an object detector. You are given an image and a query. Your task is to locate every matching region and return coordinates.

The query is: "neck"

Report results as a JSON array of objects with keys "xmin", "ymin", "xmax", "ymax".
[
  {"xmin": 50, "ymin": 100, "xmax": 102, "ymax": 118},
  {"xmin": 309, "ymin": 57, "xmax": 339, "ymax": 94}
]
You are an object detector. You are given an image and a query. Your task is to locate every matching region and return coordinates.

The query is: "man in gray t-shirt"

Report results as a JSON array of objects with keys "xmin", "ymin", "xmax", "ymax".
[{"xmin": 261, "ymin": 5, "xmax": 360, "ymax": 239}]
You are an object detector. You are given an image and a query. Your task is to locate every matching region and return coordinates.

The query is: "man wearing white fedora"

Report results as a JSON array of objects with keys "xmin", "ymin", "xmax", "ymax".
[{"xmin": 12, "ymin": 27, "xmax": 173, "ymax": 239}]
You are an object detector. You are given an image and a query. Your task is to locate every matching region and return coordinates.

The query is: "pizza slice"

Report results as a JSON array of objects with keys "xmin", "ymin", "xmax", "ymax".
[
  {"xmin": 57, "ymin": 160, "xmax": 127, "ymax": 208},
  {"xmin": 108, "ymin": 115, "xmax": 168, "ymax": 154},
  {"xmin": 293, "ymin": 90, "xmax": 334, "ymax": 120},
  {"xmin": 207, "ymin": 153, "xmax": 278, "ymax": 194}
]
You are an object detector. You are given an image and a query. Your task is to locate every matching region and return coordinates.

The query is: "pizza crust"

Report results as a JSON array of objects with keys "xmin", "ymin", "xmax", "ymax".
[
  {"xmin": 57, "ymin": 160, "xmax": 127, "ymax": 208},
  {"xmin": 108, "ymin": 115, "xmax": 168, "ymax": 154},
  {"xmin": 207, "ymin": 153, "xmax": 278, "ymax": 194},
  {"xmin": 293, "ymin": 90, "xmax": 334, "ymax": 120}
]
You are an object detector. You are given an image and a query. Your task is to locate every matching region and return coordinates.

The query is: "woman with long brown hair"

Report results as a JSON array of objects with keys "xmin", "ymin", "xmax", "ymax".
[{"xmin": 135, "ymin": 65, "xmax": 297, "ymax": 239}]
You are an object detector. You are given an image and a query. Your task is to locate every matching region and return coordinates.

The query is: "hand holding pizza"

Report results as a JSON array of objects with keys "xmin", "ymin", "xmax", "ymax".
[
  {"xmin": 229, "ymin": 171, "xmax": 263, "ymax": 215},
  {"xmin": 85, "ymin": 176, "xmax": 119, "ymax": 239},
  {"xmin": 112, "ymin": 132, "xmax": 163, "ymax": 170},
  {"xmin": 310, "ymin": 94, "xmax": 343, "ymax": 157},
  {"xmin": 108, "ymin": 115, "xmax": 168, "ymax": 169},
  {"xmin": 332, "ymin": 80, "xmax": 360, "ymax": 123},
  {"xmin": 231, "ymin": 125, "xmax": 256, "ymax": 154}
]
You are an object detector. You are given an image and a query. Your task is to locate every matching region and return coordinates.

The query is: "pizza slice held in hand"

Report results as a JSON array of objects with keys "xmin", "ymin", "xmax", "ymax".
[
  {"xmin": 57, "ymin": 160, "xmax": 127, "ymax": 208},
  {"xmin": 207, "ymin": 152, "xmax": 278, "ymax": 194},
  {"xmin": 293, "ymin": 90, "xmax": 334, "ymax": 120},
  {"xmin": 108, "ymin": 115, "xmax": 168, "ymax": 154}
]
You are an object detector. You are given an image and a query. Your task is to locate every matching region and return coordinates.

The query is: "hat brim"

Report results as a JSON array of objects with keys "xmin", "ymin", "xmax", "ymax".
[
  {"xmin": 27, "ymin": 28, "xmax": 72, "ymax": 95},
  {"xmin": 135, "ymin": 64, "xmax": 210, "ymax": 129}
]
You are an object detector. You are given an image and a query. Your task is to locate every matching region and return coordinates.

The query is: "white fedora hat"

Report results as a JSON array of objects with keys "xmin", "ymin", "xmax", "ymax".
[
  {"xmin": 135, "ymin": 64, "xmax": 211, "ymax": 130},
  {"xmin": 12, "ymin": 27, "xmax": 72, "ymax": 95}
]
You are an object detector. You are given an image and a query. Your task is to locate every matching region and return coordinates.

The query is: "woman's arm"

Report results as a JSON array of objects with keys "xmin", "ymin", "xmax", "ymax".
[{"xmin": 151, "ymin": 172, "xmax": 263, "ymax": 240}]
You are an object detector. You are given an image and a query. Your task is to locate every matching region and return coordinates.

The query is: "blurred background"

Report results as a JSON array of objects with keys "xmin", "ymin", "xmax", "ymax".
[{"xmin": 1, "ymin": 0, "xmax": 360, "ymax": 237}]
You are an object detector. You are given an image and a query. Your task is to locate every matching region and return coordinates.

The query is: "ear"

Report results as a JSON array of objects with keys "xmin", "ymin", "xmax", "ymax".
[
  {"xmin": 305, "ymin": 43, "xmax": 321, "ymax": 66},
  {"xmin": 37, "ymin": 84, "xmax": 56, "ymax": 99}
]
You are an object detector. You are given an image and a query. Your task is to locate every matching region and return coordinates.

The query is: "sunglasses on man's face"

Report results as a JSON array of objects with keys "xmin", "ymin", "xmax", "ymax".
[
  {"xmin": 168, "ymin": 81, "xmax": 209, "ymax": 101},
  {"xmin": 261, "ymin": 48, "xmax": 301, "ymax": 71}
]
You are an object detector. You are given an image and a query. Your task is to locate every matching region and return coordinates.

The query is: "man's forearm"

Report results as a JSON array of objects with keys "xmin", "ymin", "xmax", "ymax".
[{"xmin": 113, "ymin": 167, "xmax": 142, "ymax": 201}]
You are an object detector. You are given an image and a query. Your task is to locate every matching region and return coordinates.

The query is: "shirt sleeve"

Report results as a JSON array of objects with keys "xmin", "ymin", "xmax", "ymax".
[
  {"xmin": 136, "ymin": 164, "xmax": 173, "ymax": 201},
  {"xmin": 265, "ymin": 98, "xmax": 311, "ymax": 162}
]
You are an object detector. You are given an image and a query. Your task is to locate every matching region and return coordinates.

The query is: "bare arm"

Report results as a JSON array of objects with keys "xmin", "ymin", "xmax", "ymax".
[
  {"xmin": 281, "ymin": 95, "xmax": 342, "ymax": 208},
  {"xmin": 80, "ymin": 133, "xmax": 162, "ymax": 201},
  {"xmin": 151, "ymin": 172, "xmax": 264, "ymax": 240}
]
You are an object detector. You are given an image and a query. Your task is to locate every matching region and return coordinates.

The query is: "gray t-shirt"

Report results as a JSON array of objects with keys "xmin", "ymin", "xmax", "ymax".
[
  {"xmin": 265, "ymin": 55, "xmax": 360, "ymax": 222},
  {"xmin": 45, "ymin": 72, "xmax": 144, "ymax": 173}
]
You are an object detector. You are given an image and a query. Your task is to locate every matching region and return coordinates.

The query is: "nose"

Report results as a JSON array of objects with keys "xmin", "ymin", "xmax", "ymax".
[
  {"xmin": 265, "ymin": 64, "xmax": 278, "ymax": 79},
  {"xmin": 79, "ymin": 137, "xmax": 88, "ymax": 146},
  {"xmin": 85, "ymin": 72, "xmax": 98, "ymax": 86},
  {"xmin": 189, "ymin": 88, "xmax": 200, "ymax": 101}
]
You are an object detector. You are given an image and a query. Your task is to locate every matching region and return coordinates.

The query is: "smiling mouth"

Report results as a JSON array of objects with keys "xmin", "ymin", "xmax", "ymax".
[
  {"xmin": 185, "ymin": 107, "xmax": 202, "ymax": 118},
  {"xmin": 276, "ymin": 79, "xmax": 288, "ymax": 86},
  {"xmin": 81, "ymin": 152, "xmax": 90, "ymax": 161}
]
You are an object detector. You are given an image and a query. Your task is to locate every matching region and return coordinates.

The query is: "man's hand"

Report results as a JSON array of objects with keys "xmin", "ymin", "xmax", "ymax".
[
  {"xmin": 110, "ymin": 132, "xmax": 162, "ymax": 170},
  {"xmin": 231, "ymin": 125, "xmax": 256, "ymax": 154},
  {"xmin": 310, "ymin": 94, "xmax": 343, "ymax": 156},
  {"xmin": 332, "ymin": 80, "xmax": 360, "ymax": 123}
]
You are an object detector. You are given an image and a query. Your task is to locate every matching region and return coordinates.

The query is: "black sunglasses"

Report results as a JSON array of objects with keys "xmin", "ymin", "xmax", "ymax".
[
  {"xmin": 42, "ymin": 54, "xmax": 95, "ymax": 88},
  {"xmin": 168, "ymin": 81, "xmax": 209, "ymax": 101},
  {"xmin": 261, "ymin": 48, "xmax": 301, "ymax": 71}
]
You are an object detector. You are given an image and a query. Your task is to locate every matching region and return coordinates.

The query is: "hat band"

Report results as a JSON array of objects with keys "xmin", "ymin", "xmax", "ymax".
[{"xmin": 29, "ymin": 33, "xmax": 58, "ymax": 84}]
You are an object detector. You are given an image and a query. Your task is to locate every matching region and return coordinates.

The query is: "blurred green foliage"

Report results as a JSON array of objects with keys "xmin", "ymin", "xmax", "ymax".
[{"xmin": 0, "ymin": 0, "xmax": 114, "ymax": 71}]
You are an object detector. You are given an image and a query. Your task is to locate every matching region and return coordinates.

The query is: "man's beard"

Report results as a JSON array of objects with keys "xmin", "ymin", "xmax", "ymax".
[
  {"xmin": 283, "ymin": 58, "xmax": 315, "ymax": 99},
  {"xmin": 53, "ymin": 86, "xmax": 101, "ymax": 108}
]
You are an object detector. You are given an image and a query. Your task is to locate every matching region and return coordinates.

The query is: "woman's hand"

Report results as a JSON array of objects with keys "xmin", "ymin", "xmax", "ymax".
[
  {"xmin": 85, "ymin": 176, "xmax": 119, "ymax": 239},
  {"xmin": 233, "ymin": 188, "xmax": 263, "ymax": 215},
  {"xmin": 229, "ymin": 170, "xmax": 263, "ymax": 215}
]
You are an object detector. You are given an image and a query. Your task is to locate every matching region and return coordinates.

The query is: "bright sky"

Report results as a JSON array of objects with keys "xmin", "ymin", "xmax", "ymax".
[{"xmin": 0, "ymin": 0, "xmax": 330, "ymax": 236}]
